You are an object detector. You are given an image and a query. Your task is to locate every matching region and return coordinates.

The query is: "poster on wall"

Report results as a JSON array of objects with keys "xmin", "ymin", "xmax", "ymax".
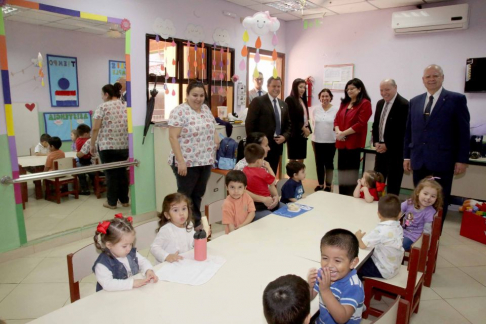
[
  {"xmin": 323, "ymin": 64, "xmax": 354, "ymax": 91},
  {"xmin": 109, "ymin": 60, "xmax": 126, "ymax": 84},
  {"xmin": 46, "ymin": 54, "xmax": 79, "ymax": 107},
  {"xmin": 44, "ymin": 112, "xmax": 92, "ymax": 141}
]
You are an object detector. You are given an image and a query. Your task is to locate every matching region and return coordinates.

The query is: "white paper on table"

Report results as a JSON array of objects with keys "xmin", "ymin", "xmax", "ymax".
[{"xmin": 156, "ymin": 255, "xmax": 226, "ymax": 286}]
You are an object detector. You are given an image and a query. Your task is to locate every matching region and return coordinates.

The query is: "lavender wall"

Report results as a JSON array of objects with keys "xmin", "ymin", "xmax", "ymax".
[
  {"xmin": 5, "ymin": 20, "xmax": 125, "ymax": 113},
  {"xmin": 285, "ymin": 0, "xmax": 486, "ymax": 126}
]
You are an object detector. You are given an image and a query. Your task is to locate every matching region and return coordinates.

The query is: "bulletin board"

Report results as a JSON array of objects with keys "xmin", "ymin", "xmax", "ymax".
[
  {"xmin": 323, "ymin": 64, "xmax": 354, "ymax": 91},
  {"xmin": 44, "ymin": 112, "xmax": 92, "ymax": 142},
  {"xmin": 109, "ymin": 60, "xmax": 126, "ymax": 84}
]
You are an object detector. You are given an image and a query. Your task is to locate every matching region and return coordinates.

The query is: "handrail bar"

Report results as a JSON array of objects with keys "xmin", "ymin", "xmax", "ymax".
[{"xmin": 0, "ymin": 159, "xmax": 139, "ymax": 185}]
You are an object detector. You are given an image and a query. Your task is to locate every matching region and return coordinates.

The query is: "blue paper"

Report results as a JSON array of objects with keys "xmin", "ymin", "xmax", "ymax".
[
  {"xmin": 273, "ymin": 204, "xmax": 314, "ymax": 218},
  {"xmin": 109, "ymin": 60, "xmax": 126, "ymax": 84}
]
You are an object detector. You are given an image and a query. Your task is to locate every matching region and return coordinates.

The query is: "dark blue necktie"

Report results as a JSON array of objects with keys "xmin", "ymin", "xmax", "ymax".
[
  {"xmin": 258, "ymin": 90, "xmax": 262, "ymax": 96},
  {"xmin": 273, "ymin": 99, "xmax": 281, "ymax": 136},
  {"xmin": 424, "ymin": 95, "xmax": 433, "ymax": 121}
]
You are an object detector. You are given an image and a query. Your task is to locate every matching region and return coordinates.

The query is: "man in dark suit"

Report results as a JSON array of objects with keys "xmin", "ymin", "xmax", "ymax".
[
  {"xmin": 404, "ymin": 65, "xmax": 470, "ymax": 224},
  {"xmin": 372, "ymin": 79, "xmax": 409, "ymax": 195},
  {"xmin": 245, "ymin": 76, "xmax": 291, "ymax": 175}
]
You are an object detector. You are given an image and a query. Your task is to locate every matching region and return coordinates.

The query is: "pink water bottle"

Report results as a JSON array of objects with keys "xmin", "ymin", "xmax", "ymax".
[{"xmin": 194, "ymin": 230, "xmax": 207, "ymax": 261}]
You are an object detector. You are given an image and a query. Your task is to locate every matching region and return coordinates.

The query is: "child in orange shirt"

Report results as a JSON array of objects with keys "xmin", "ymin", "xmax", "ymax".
[
  {"xmin": 222, "ymin": 170, "xmax": 256, "ymax": 234},
  {"xmin": 44, "ymin": 136, "xmax": 65, "ymax": 171}
]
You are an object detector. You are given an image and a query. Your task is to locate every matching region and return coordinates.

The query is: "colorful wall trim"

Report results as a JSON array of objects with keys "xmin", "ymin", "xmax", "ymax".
[{"xmin": 1, "ymin": 0, "xmax": 133, "ymax": 248}]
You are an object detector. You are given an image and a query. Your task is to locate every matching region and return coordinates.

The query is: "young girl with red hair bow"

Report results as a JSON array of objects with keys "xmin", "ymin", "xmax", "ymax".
[
  {"xmin": 353, "ymin": 170, "xmax": 385, "ymax": 203},
  {"xmin": 92, "ymin": 214, "xmax": 158, "ymax": 291}
]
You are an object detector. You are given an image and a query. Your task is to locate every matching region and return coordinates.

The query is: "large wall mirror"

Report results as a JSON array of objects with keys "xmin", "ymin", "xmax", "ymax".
[{"xmin": 2, "ymin": 1, "xmax": 132, "ymax": 242}]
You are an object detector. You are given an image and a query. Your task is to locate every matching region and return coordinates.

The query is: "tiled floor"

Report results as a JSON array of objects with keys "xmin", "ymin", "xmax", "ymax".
[
  {"xmin": 1, "ymin": 180, "xmax": 485, "ymax": 323},
  {"xmin": 22, "ymin": 181, "xmax": 131, "ymax": 241}
]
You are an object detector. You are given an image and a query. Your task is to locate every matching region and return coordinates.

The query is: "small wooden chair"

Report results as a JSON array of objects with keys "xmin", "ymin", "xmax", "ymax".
[
  {"xmin": 363, "ymin": 235, "xmax": 427, "ymax": 322},
  {"xmin": 205, "ymin": 199, "xmax": 225, "ymax": 238},
  {"xmin": 67, "ymin": 243, "xmax": 100, "ymax": 303},
  {"xmin": 44, "ymin": 157, "xmax": 79, "ymax": 204},
  {"xmin": 371, "ymin": 296, "xmax": 410, "ymax": 324},
  {"xmin": 424, "ymin": 212, "xmax": 443, "ymax": 287},
  {"xmin": 92, "ymin": 158, "xmax": 107, "ymax": 199},
  {"xmin": 276, "ymin": 178, "xmax": 288, "ymax": 197}
]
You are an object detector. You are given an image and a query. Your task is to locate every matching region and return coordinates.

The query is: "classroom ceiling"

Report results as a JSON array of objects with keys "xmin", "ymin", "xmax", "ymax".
[
  {"xmin": 226, "ymin": 0, "xmax": 454, "ymax": 21},
  {"xmin": 2, "ymin": 5, "xmax": 125, "ymax": 38}
]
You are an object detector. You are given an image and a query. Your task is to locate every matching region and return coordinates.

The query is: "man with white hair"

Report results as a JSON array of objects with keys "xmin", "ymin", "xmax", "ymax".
[
  {"xmin": 404, "ymin": 64, "xmax": 470, "ymax": 225},
  {"xmin": 372, "ymin": 79, "xmax": 409, "ymax": 196}
]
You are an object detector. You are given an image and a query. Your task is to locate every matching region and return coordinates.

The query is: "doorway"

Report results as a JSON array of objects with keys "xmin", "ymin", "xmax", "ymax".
[{"xmin": 246, "ymin": 48, "xmax": 285, "ymax": 105}]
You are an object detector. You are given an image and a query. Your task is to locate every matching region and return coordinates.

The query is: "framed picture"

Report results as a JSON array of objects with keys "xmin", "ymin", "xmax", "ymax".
[
  {"xmin": 109, "ymin": 60, "xmax": 126, "ymax": 84},
  {"xmin": 44, "ymin": 112, "xmax": 92, "ymax": 141},
  {"xmin": 46, "ymin": 54, "xmax": 79, "ymax": 107}
]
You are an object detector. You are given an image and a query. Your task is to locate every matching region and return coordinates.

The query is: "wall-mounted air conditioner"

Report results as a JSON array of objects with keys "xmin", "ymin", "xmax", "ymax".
[{"xmin": 392, "ymin": 4, "xmax": 469, "ymax": 35}]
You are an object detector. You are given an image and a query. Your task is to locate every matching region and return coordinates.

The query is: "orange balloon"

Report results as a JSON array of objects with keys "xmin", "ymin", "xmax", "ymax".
[
  {"xmin": 255, "ymin": 37, "xmax": 262, "ymax": 49},
  {"xmin": 194, "ymin": 61, "xmax": 197, "ymax": 67},
  {"xmin": 272, "ymin": 49, "xmax": 278, "ymax": 61},
  {"xmin": 241, "ymin": 45, "xmax": 248, "ymax": 57}
]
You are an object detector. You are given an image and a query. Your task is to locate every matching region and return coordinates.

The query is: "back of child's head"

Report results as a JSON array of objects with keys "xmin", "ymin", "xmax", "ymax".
[
  {"xmin": 40, "ymin": 133, "xmax": 51, "ymax": 143},
  {"xmin": 412, "ymin": 177, "xmax": 443, "ymax": 210},
  {"xmin": 76, "ymin": 124, "xmax": 91, "ymax": 136},
  {"xmin": 158, "ymin": 193, "xmax": 193, "ymax": 232},
  {"xmin": 237, "ymin": 132, "xmax": 266, "ymax": 161},
  {"xmin": 321, "ymin": 228, "xmax": 359, "ymax": 261},
  {"xmin": 286, "ymin": 161, "xmax": 305, "ymax": 178},
  {"xmin": 225, "ymin": 170, "xmax": 247, "ymax": 187},
  {"xmin": 263, "ymin": 274, "xmax": 310, "ymax": 324},
  {"xmin": 48, "ymin": 136, "xmax": 62, "ymax": 150},
  {"xmin": 93, "ymin": 215, "xmax": 135, "ymax": 252},
  {"xmin": 364, "ymin": 170, "xmax": 384, "ymax": 190},
  {"xmin": 244, "ymin": 143, "xmax": 265, "ymax": 164},
  {"xmin": 378, "ymin": 194, "xmax": 401, "ymax": 219}
]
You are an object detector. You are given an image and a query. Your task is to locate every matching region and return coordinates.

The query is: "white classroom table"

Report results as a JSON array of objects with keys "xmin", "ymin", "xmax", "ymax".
[
  {"xmin": 31, "ymin": 192, "xmax": 378, "ymax": 324},
  {"xmin": 17, "ymin": 151, "xmax": 77, "ymax": 168}
]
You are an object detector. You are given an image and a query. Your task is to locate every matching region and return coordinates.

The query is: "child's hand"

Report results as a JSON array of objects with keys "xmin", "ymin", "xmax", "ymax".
[
  {"xmin": 318, "ymin": 267, "xmax": 331, "ymax": 293},
  {"xmin": 263, "ymin": 196, "xmax": 274, "ymax": 207},
  {"xmin": 355, "ymin": 230, "xmax": 365, "ymax": 240},
  {"xmin": 165, "ymin": 252, "xmax": 183, "ymax": 263},
  {"xmin": 133, "ymin": 278, "xmax": 150, "ymax": 288},
  {"xmin": 360, "ymin": 186, "xmax": 369, "ymax": 193},
  {"xmin": 262, "ymin": 160, "xmax": 271, "ymax": 170},
  {"xmin": 145, "ymin": 269, "xmax": 159, "ymax": 283},
  {"xmin": 307, "ymin": 268, "xmax": 318, "ymax": 288}
]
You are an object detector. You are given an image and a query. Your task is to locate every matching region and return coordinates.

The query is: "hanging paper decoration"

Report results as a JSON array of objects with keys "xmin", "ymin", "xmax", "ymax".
[
  {"xmin": 241, "ymin": 11, "xmax": 280, "ymax": 76},
  {"xmin": 153, "ymin": 18, "xmax": 177, "ymax": 95},
  {"xmin": 120, "ymin": 19, "xmax": 131, "ymax": 32},
  {"xmin": 37, "ymin": 52, "xmax": 45, "ymax": 87},
  {"xmin": 184, "ymin": 24, "xmax": 205, "ymax": 80}
]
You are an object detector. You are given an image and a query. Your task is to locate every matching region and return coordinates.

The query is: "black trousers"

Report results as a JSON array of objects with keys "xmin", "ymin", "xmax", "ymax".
[
  {"xmin": 312, "ymin": 142, "xmax": 336, "ymax": 187},
  {"xmin": 374, "ymin": 150, "xmax": 404, "ymax": 196},
  {"xmin": 266, "ymin": 140, "xmax": 283, "ymax": 176},
  {"xmin": 99, "ymin": 149, "xmax": 129, "ymax": 206},
  {"xmin": 413, "ymin": 167, "xmax": 454, "ymax": 226},
  {"xmin": 171, "ymin": 164, "xmax": 212, "ymax": 227},
  {"xmin": 337, "ymin": 148, "xmax": 361, "ymax": 196}
]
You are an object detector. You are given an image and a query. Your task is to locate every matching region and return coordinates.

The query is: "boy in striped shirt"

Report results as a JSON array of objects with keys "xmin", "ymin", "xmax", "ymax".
[{"xmin": 307, "ymin": 229, "xmax": 364, "ymax": 324}]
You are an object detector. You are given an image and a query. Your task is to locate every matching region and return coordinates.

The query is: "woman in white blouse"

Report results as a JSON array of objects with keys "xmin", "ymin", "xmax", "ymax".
[
  {"xmin": 311, "ymin": 89, "xmax": 338, "ymax": 192},
  {"xmin": 168, "ymin": 81, "xmax": 220, "ymax": 228}
]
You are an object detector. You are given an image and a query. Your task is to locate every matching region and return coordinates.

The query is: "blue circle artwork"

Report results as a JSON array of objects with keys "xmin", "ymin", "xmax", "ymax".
[{"xmin": 58, "ymin": 78, "xmax": 70, "ymax": 90}]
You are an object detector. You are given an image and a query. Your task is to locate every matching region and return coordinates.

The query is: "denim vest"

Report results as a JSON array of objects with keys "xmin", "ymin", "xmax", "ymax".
[{"xmin": 92, "ymin": 247, "xmax": 140, "ymax": 292}]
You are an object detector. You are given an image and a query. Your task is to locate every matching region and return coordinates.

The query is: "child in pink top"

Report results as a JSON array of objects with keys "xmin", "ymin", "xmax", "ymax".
[{"xmin": 222, "ymin": 170, "xmax": 256, "ymax": 234}]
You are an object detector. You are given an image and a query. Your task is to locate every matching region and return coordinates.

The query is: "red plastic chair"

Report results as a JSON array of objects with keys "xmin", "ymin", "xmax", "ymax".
[
  {"xmin": 424, "ymin": 211, "xmax": 443, "ymax": 287},
  {"xmin": 370, "ymin": 296, "xmax": 410, "ymax": 324},
  {"xmin": 363, "ymin": 235, "xmax": 427, "ymax": 323}
]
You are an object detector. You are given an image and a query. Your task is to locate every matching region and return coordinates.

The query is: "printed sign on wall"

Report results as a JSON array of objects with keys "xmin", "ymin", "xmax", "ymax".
[
  {"xmin": 44, "ymin": 112, "xmax": 92, "ymax": 141},
  {"xmin": 46, "ymin": 54, "xmax": 79, "ymax": 107},
  {"xmin": 109, "ymin": 60, "xmax": 126, "ymax": 84}
]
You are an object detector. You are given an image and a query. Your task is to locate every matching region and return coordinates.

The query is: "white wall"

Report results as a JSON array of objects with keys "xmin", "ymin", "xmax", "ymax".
[
  {"xmin": 5, "ymin": 20, "xmax": 125, "ymax": 113},
  {"xmin": 285, "ymin": 0, "xmax": 486, "ymax": 127}
]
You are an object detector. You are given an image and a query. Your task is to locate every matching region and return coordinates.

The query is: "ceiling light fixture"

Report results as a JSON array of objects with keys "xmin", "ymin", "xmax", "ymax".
[
  {"xmin": 266, "ymin": 0, "xmax": 318, "ymax": 15},
  {"xmin": 1, "ymin": 5, "xmax": 19, "ymax": 16}
]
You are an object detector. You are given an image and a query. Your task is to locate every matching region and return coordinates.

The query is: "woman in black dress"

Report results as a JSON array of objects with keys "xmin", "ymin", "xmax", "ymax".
[{"xmin": 285, "ymin": 78, "xmax": 312, "ymax": 163}]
